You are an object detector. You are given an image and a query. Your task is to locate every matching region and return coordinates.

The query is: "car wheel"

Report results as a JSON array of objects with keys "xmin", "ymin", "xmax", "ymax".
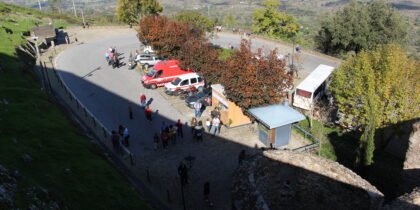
[
  {"xmin": 174, "ymin": 90, "xmax": 182, "ymax": 96},
  {"xmin": 150, "ymin": 84, "xmax": 157, "ymax": 89}
]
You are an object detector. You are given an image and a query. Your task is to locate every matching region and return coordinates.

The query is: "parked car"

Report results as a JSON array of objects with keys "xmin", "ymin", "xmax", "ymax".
[
  {"xmin": 141, "ymin": 60, "xmax": 193, "ymax": 89},
  {"xmin": 135, "ymin": 54, "xmax": 162, "ymax": 69},
  {"xmin": 164, "ymin": 73, "xmax": 205, "ymax": 95},
  {"xmin": 185, "ymin": 88, "xmax": 212, "ymax": 108}
]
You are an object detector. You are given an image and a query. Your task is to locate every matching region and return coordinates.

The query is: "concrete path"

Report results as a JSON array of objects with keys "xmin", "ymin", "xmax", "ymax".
[{"xmin": 55, "ymin": 29, "xmax": 338, "ymax": 209}]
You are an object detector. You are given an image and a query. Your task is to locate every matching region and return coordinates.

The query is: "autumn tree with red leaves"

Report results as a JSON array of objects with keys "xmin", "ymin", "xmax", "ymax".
[
  {"xmin": 137, "ymin": 15, "xmax": 223, "ymax": 83},
  {"xmin": 138, "ymin": 16, "xmax": 292, "ymax": 112},
  {"xmin": 137, "ymin": 15, "xmax": 205, "ymax": 59},
  {"xmin": 221, "ymin": 39, "xmax": 293, "ymax": 111}
]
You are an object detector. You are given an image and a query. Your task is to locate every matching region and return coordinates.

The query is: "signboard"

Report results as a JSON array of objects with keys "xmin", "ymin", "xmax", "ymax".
[{"xmin": 212, "ymin": 91, "xmax": 229, "ymax": 108}]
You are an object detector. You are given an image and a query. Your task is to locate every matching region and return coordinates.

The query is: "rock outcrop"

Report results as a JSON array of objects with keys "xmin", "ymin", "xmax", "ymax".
[
  {"xmin": 400, "ymin": 121, "xmax": 420, "ymax": 195},
  {"xmin": 232, "ymin": 150, "xmax": 384, "ymax": 210}
]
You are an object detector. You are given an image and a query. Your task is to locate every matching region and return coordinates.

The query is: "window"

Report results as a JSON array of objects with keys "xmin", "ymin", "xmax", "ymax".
[
  {"xmin": 190, "ymin": 78, "xmax": 197, "ymax": 84},
  {"xmin": 313, "ymin": 82, "xmax": 326, "ymax": 99},
  {"xmin": 296, "ymin": 89, "xmax": 312, "ymax": 98},
  {"xmin": 171, "ymin": 78, "xmax": 181, "ymax": 85},
  {"xmin": 198, "ymin": 77, "xmax": 203, "ymax": 83},
  {"xmin": 154, "ymin": 70, "xmax": 163, "ymax": 78},
  {"xmin": 180, "ymin": 80, "xmax": 189, "ymax": 86}
]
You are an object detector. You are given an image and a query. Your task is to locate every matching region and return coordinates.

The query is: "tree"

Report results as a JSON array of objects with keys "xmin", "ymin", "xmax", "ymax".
[
  {"xmin": 252, "ymin": 0, "xmax": 300, "ymax": 39},
  {"xmin": 221, "ymin": 39, "xmax": 293, "ymax": 112},
  {"xmin": 116, "ymin": 0, "xmax": 163, "ymax": 25},
  {"xmin": 174, "ymin": 12, "xmax": 215, "ymax": 32},
  {"xmin": 138, "ymin": 15, "xmax": 206, "ymax": 59},
  {"xmin": 355, "ymin": 99, "xmax": 376, "ymax": 170},
  {"xmin": 330, "ymin": 44, "xmax": 420, "ymax": 129},
  {"xmin": 315, "ymin": 0, "xmax": 408, "ymax": 55}
]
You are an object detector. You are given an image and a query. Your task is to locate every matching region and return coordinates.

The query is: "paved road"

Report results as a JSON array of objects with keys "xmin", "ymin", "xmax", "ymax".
[
  {"xmin": 55, "ymin": 31, "xmax": 341, "ymax": 209},
  {"xmin": 212, "ymin": 32, "xmax": 341, "ymax": 73}
]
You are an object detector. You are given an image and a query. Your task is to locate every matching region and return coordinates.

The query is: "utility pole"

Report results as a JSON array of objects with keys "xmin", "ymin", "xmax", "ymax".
[
  {"xmin": 37, "ymin": 0, "xmax": 42, "ymax": 11},
  {"xmin": 71, "ymin": 0, "xmax": 78, "ymax": 17}
]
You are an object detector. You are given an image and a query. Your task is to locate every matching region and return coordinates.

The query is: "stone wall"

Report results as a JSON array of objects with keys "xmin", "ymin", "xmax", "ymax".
[{"xmin": 232, "ymin": 150, "xmax": 384, "ymax": 210}]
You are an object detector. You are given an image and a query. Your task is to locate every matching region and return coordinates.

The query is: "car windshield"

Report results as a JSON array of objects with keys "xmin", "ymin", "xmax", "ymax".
[
  {"xmin": 171, "ymin": 78, "xmax": 181, "ymax": 85},
  {"xmin": 147, "ymin": 68, "xmax": 157, "ymax": 77},
  {"xmin": 197, "ymin": 92, "xmax": 206, "ymax": 98}
]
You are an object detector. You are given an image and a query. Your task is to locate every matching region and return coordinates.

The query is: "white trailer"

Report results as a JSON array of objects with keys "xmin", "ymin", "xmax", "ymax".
[{"xmin": 293, "ymin": 64, "xmax": 335, "ymax": 110}]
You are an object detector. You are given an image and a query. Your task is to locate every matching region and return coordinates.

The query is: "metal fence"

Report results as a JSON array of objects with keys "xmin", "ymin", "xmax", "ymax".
[
  {"xmin": 37, "ymin": 58, "xmax": 135, "ymax": 162},
  {"xmin": 292, "ymin": 124, "xmax": 321, "ymax": 155}
]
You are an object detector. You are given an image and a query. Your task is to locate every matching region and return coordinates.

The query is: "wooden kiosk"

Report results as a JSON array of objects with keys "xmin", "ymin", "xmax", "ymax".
[{"xmin": 211, "ymin": 84, "xmax": 251, "ymax": 127}]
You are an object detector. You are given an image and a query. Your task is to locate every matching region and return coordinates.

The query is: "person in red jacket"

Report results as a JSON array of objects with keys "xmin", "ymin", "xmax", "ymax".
[
  {"xmin": 140, "ymin": 94, "xmax": 147, "ymax": 108},
  {"xmin": 145, "ymin": 106, "xmax": 153, "ymax": 122}
]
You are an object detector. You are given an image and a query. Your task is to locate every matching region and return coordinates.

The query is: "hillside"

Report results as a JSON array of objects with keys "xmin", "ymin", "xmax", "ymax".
[
  {"xmin": 0, "ymin": 2, "xmax": 151, "ymax": 209},
  {"xmin": 2, "ymin": 0, "xmax": 419, "ymax": 54}
]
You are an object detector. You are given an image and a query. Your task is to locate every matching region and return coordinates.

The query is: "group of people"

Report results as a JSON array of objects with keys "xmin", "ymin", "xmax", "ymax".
[
  {"xmin": 190, "ymin": 111, "xmax": 221, "ymax": 140},
  {"xmin": 154, "ymin": 120, "xmax": 185, "ymax": 151},
  {"xmin": 111, "ymin": 125, "xmax": 130, "ymax": 152},
  {"xmin": 105, "ymin": 47, "xmax": 120, "ymax": 68}
]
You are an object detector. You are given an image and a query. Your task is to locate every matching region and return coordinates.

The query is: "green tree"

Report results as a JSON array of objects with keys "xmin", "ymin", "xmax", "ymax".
[
  {"xmin": 174, "ymin": 12, "xmax": 215, "ymax": 32},
  {"xmin": 116, "ymin": 0, "xmax": 163, "ymax": 25},
  {"xmin": 330, "ymin": 44, "xmax": 420, "ymax": 129},
  {"xmin": 315, "ymin": 0, "xmax": 408, "ymax": 55},
  {"xmin": 355, "ymin": 101, "xmax": 376, "ymax": 170},
  {"xmin": 252, "ymin": 0, "xmax": 300, "ymax": 39}
]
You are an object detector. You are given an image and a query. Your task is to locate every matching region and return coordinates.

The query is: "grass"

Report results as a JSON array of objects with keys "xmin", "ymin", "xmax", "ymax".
[
  {"xmin": 219, "ymin": 48, "xmax": 233, "ymax": 60},
  {"xmin": 295, "ymin": 118, "xmax": 360, "ymax": 166},
  {"xmin": 0, "ymin": 2, "xmax": 151, "ymax": 209}
]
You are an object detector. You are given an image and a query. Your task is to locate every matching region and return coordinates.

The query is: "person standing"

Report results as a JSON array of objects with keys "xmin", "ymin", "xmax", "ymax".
[
  {"xmin": 161, "ymin": 121, "xmax": 168, "ymax": 133},
  {"xmin": 191, "ymin": 117, "xmax": 197, "ymax": 134},
  {"xmin": 169, "ymin": 125, "xmax": 175, "ymax": 145},
  {"xmin": 194, "ymin": 100, "xmax": 202, "ymax": 118},
  {"xmin": 145, "ymin": 106, "xmax": 153, "ymax": 122},
  {"xmin": 176, "ymin": 119, "xmax": 183, "ymax": 138},
  {"xmin": 205, "ymin": 118, "xmax": 211, "ymax": 132},
  {"xmin": 105, "ymin": 51, "xmax": 109, "ymax": 62},
  {"xmin": 212, "ymin": 117, "xmax": 221, "ymax": 135},
  {"xmin": 194, "ymin": 121, "xmax": 204, "ymax": 142},
  {"xmin": 161, "ymin": 128, "xmax": 169, "ymax": 150},
  {"xmin": 140, "ymin": 94, "xmax": 147, "ymax": 108},
  {"xmin": 178, "ymin": 162, "xmax": 189, "ymax": 185},
  {"xmin": 123, "ymin": 126, "xmax": 130, "ymax": 147}
]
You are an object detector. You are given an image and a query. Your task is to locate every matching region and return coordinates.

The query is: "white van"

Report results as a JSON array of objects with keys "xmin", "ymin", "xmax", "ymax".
[
  {"xmin": 164, "ymin": 73, "xmax": 205, "ymax": 94},
  {"xmin": 293, "ymin": 64, "xmax": 335, "ymax": 110}
]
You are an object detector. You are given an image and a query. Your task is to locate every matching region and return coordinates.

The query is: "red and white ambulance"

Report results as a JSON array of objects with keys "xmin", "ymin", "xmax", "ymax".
[
  {"xmin": 141, "ymin": 60, "xmax": 193, "ymax": 89},
  {"xmin": 164, "ymin": 73, "xmax": 205, "ymax": 95}
]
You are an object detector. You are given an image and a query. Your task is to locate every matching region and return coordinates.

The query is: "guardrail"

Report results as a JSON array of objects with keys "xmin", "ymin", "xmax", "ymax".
[
  {"xmin": 292, "ymin": 124, "xmax": 321, "ymax": 155},
  {"xmin": 35, "ymin": 41, "xmax": 170, "ymax": 210}
]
